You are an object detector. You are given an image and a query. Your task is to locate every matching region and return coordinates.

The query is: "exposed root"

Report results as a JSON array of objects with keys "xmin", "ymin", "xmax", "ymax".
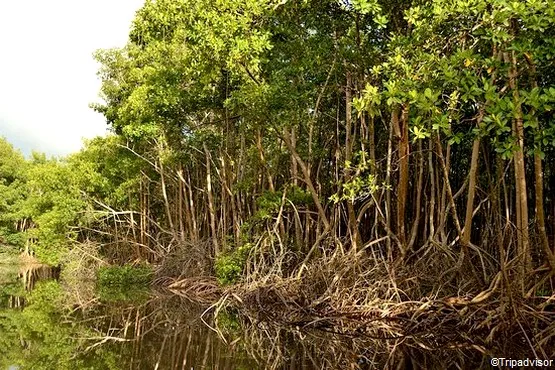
[
  {"xmin": 217, "ymin": 242, "xmax": 555, "ymax": 365},
  {"xmin": 165, "ymin": 276, "xmax": 221, "ymax": 304}
]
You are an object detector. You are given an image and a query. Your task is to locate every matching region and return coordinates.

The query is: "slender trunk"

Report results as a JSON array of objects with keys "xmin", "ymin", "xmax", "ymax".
[
  {"xmin": 368, "ymin": 114, "xmax": 376, "ymax": 173},
  {"xmin": 159, "ymin": 160, "xmax": 175, "ymax": 235},
  {"xmin": 290, "ymin": 127, "xmax": 304, "ymax": 249},
  {"xmin": 397, "ymin": 104, "xmax": 410, "ymax": 254},
  {"xmin": 256, "ymin": 128, "xmax": 275, "ymax": 192},
  {"xmin": 408, "ymin": 140, "xmax": 424, "ymax": 252},
  {"xmin": 428, "ymin": 139, "xmax": 436, "ymax": 241},
  {"xmin": 140, "ymin": 175, "xmax": 145, "ymax": 246},
  {"xmin": 345, "ymin": 72, "xmax": 360, "ymax": 250},
  {"xmin": 204, "ymin": 143, "xmax": 219, "ymax": 255},
  {"xmin": 435, "ymin": 134, "xmax": 464, "ymax": 243},
  {"xmin": 385, "ymin": 110, "xmax": 394, "ymax": 254},
  {"xmin": 438, "ymin": 144, "xmax": 451, "ymax": 244},
  {"xmin": 187, "ymin": 169, "xmax": 199, "ymax": 241},
  {"xmin": 282, "ymin": 129, "xmax": 330, "ymax": 230},
  {"xmin": 506, "ymin": 50, "xmax": 531, "ymax": 284},
  {"xmin": 534, "ymin": 153, "xmax": 555, "ymax": 269},
  {"xmin": 178, "ymin": 167, "xmax": 185, "ymax": 242},
  {"xmin": 462, "ymin": 130, "xmax": 481, "ymax": 246},
  {"xmin": 523, "ymin": 53, "xmax": 555, "ymax": 270}
]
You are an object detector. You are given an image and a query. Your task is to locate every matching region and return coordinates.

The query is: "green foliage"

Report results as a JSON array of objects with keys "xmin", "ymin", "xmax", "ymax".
[
  {"xmin": 3, "ymin": 0, "xmax": 554, "ymax": 297},
  {"xmin": 215, "ymin": 243, "xmax": 253, "ymax": 285},
  {"xmin": 287, "ymin": 185, "xmax": 313, "ymax": 206},
  {"xmin": 216, "ymin": 308, "xmax": 242, "ymax": 343},
  {"xmin": 0, "ymin": 138, "xmax": 28, "ymax": 249},
  {"xmin": 255, "ymin": 186, "xmax": 313, "ymax": 221},
  {"xmin": 0, "ymin": 277, "xmax": 144, "ymax": 369},
  {"xmin": 0, "ymin": 138, "xmax": 93, "ymax": 264},
  {"xmin": 97, "ymin": 265, "xmax": 153, "ymax": 287},
  {"xmin": 255, "ymin": 191, "xmax": 283, "ymax": 220},
  {"xmin": 0, "ymin": 281, "xmax": 77, "ymax": 369},
  {"xmin": 97, "ymin": 285, "xmax": 151, "ymax": 303},
  {"xmin": 68, "ymin": 135, "xmax": 147, "ymax": 210},
  {"xmin": 217, "ymin": 308, "xmax": 241, "ymax": 332},
  {"xmin": 22, "ymin": 159, "xmax": 86, "ymax": 264},
  {"xmin": 93, "ymin": 0, "xmax": 275, "ymax": 143}
]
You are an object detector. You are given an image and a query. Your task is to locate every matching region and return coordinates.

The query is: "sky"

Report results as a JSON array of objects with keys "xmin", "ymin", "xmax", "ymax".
[{"xmin": 0, "ymin": 0, "xmax": 145, "ymax": 156}]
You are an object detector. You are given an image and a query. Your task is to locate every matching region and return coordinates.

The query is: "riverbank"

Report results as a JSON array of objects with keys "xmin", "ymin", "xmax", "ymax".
[
  {"xmin": 161, "ymin": 245, "xmax": 555, "ymax": 364},
  {"xmin": 2, "ymin": 243, "xmax": 553, "ymax": 369},
  {"xmin": 11, "ymin": 236, "xmax": 555, "ymax": 364}
]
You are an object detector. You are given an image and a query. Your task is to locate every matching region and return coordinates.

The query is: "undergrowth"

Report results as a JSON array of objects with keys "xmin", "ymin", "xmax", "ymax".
[
  {"xmin": 97, "ymin": 264, "xmax": 153, "ymax": 287},
  {"xmin": 215, "ymin": 243, "xmax": 253, "ymax": 285}
]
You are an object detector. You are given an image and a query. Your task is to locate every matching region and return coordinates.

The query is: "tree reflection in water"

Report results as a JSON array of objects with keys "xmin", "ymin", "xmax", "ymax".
[
  {"xmin": 231, "ymin": 315, "xmax": 494, "ymax": 370},
  {"xmin": 0, "ymin": 266, "xmax": 493, "ymax": 369},
  {"xmin": 0, "ymin": 266, "xmax": 256, "ymax": 369}
]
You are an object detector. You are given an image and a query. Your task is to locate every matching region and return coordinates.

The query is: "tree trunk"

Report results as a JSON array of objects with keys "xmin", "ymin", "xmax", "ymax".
[
  {"xmin": 397, "ymin": 104, "xmax": 410, "ymax": 254},
  {"xmin": 523, "ymin": 53, "xmax": 555, "ymax": 271},
  {"xmin": 282, "ymin": 128, "xmax": 330, "ymax": 231},
  {"xmin": 506, "ymin": 50, "xmax": 531, "ymax": 285},
  {"xmin": 462, "ymin": 123, "xmax": 482, "ymax": 246},
  {"xmin": 345, "ymin": 72, "xmax": 361, "ymax": 250},
  {"xmin": 204, "ymin": 143, "xmax": 219, "ymax": 255}
]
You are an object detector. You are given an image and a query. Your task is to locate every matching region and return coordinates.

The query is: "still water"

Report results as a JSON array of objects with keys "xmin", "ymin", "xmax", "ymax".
[{"xmin": 0, "ymin": 264, "xmax": 490, "ymax": 369}]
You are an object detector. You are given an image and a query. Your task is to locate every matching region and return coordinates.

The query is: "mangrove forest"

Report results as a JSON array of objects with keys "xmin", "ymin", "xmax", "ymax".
[{"xmin": 1, "ymin": 0, "xmax": 555, "ymax": 368}]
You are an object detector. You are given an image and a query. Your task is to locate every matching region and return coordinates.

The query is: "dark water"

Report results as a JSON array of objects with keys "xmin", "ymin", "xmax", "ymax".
[{"xmin": 0, "ymin": 264, "xmax": 492, "ymax": 369}]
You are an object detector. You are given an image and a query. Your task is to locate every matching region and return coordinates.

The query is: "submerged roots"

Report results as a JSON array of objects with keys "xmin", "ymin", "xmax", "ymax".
[
  {"xmin": 159, "ymin": 237, "xmax": 555, "ymax": 368},
  {"xmin": 222, "ymin": 244, "xmax": 555, "ymax": 366}
]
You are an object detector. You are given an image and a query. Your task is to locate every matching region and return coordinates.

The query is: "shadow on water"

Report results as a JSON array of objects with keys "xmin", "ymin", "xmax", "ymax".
[{"xmin": 0, "ymin": 268, "xmax": 495, "ymax": 369}]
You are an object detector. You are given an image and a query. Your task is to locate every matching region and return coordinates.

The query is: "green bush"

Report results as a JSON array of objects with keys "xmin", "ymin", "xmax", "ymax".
[
  {"xmin": 215, "ymin": 243, "xmax": 252, "ymax": 285},
  {"xmin": 97, "ymin": 265, "xmax": 153, "ymax": 287},
  {"xmin": 97, "ymin": 285, "xmax": 151, "ymax": 303}
]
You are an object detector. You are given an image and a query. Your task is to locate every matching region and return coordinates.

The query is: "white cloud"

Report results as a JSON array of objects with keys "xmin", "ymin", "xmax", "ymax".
[{"xmin": 0, "ymin": 0, "xmax": 145, "ymax": 156}]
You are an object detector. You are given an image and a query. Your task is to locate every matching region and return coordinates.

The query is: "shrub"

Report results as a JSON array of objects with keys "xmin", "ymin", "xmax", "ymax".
[
  {"xmin": 97, "ymin": 264, "xmax": 153, "ymax": 287},
  {"xmin": 215, "ymin": 243, "xmax": 252, "ymax": 285}
]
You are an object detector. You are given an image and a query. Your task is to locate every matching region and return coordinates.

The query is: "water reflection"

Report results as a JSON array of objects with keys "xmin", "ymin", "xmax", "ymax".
[
  {"xmin": 0, "ymin": 263, "xmax": 59, "ymax": 309},
  {"xmin": 0, "ymin": 267, "xmax": 256, "ymax": 369},
  {"xmin": 236, "ymin": 318, "xmax": 491, "ymax": 369},
  {"xmin": 74, "ymin": 294, "xmax": 257, "ymax": 369},
  {"xmin": 0, "ymin": 266, "xmax": 492, "ymax": 369}
]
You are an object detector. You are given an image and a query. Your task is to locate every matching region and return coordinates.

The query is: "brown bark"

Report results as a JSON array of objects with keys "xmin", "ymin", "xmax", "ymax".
[
  {"xmin": 506, "ymin": 50, "xmax": 532, "ymax": 283},
  {"xmin": 345, "ymin": 72, "xmax": 361, "ymax": 250},
  {"xmin": 397, "ymin": 104, "xmax": 410, "ymax": 252},
  {"xmin": 256, "ymin": 128, "xmax": 275, "ymax": 192},
  {"xmin": 290, "ymin": 127, "xmax": 304, "ymax": 249},
  {"xmin": 385, "ymin": 109, "xmax": 395, "ymax": 253},
  {"xmin": 204, "ymin": 143, "xmax": 219, "ymax": 255},
  {"xmin": 368, "ymin": 114, "xmax": 376, "ymax": 173},
  {"xmin": 435, "ymin": 134, "xmax": 464, "ymax": 243},
  {"xmin": 534, "ymin": 153, "xmax": 555, "ymax": 269},
  {"xmin": 462, "ymin": 117, "xmax": 482, "ymax": 246},
  {"xmin": 523, "ymin": 53, "xmax": 555, "ymax": 271},
  {"xmin": 427, "ymin": 139, "xmax": 436, "ymax": 241},
  {"xmin": 159, "ymin": 160, "xmax": 175, "ymax": 235},
  {"xmin": 177, "ymin": 167, "xmax": 185, "ymax": 242},
  {"xmin": 282, "ymin": 128, "xmax": 331, "ymax": 231},
  {"xmin": 407, "ymin": 140, "xmax": 424, "ymax": 252},
  {"xmin": 177, "ymin": 169, "xmax": 195, "ymax": 242}
]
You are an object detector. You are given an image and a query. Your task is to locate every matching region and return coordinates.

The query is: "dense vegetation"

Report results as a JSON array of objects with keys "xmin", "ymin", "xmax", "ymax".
[{"xmin": 2, "ymin": 0, "xmax": 555, "ymax": 357}]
